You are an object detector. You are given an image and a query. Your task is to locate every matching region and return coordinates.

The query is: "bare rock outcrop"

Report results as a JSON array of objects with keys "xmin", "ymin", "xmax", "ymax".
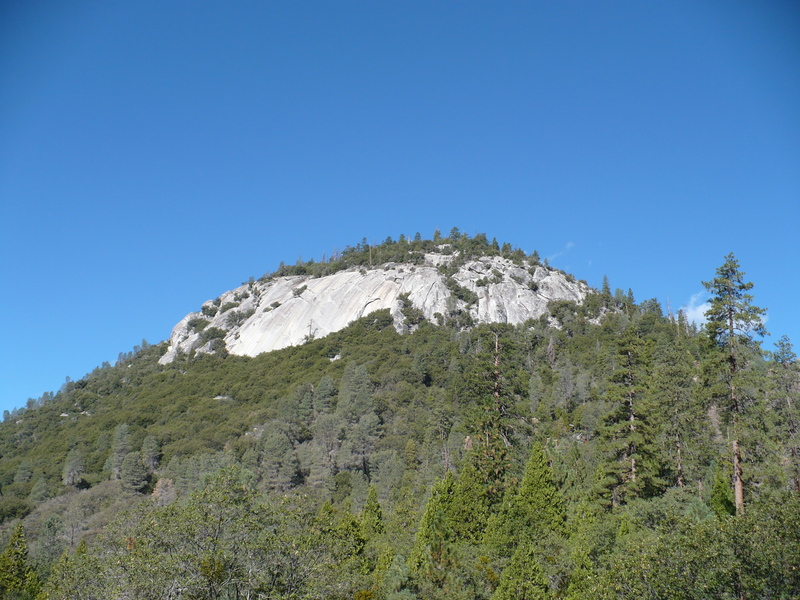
[{"xmin": 159, "ymin": 253, "xmax": 591, "ymax": 364}]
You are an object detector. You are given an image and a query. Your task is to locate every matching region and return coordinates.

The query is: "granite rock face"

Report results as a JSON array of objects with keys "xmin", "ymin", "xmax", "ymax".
[{"xmin": 159, "ymin": 254, "xmax": 591, "ymax": 364}]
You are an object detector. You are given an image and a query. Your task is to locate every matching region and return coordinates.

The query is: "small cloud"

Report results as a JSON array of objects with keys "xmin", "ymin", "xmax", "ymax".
[
  {"xmin": 547, "ymin": 241, "xmax": 575, "ymax": 262},
  {"xmin": 682, "ymin": 292, "xmax": 710, "ymax": 326},
  {"xmin": 680, "ymin": 293, "xmax": 769, "ymax": 330}
]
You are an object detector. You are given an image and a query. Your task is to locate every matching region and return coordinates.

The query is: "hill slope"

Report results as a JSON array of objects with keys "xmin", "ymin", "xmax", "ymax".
[{"xmin": 1, "ymin": 232, "xmax": 798, "ymax": 600}]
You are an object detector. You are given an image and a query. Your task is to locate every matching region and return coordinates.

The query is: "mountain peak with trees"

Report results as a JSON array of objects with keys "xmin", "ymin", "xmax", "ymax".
[
  {"xmin": 159, "ymin": 230, "xmax": 589, "ymax": 364},
  {"xmin": 0, "ymin": 234, "xmax": 798, "ymax": 599}
]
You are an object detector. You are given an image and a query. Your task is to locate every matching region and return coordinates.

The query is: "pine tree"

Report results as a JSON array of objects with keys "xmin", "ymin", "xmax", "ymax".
[
  {"xmin": 595, "ymin": 327, "xmax": 662, "ymax": 507},
  {"xmin": 360, "ymin": 485, "xmax": 384, "ymax": 539},
  {"xmin": 14, "ymin": 460, "xmax": 32, "ymax": 484},
  {"xmin": 465, "ymin": 329, "xmax": 516, "ymax": 510},
  {"xmin": 417, "ymin": 502, "xmax": 460, "ymax": 594},
  {"xmin": 359, "ymin": 485, "xmax": 387, "ymax": 583},
  {"xmin": 141, "ymin": 435, "xmax": 161, "ymax": 473},
  {"xmin": 260, "ymin": 427, "xmax": 300, "ymax": 491},
  {"xmin": 491, "ymin": 542, "xmax": 551, "ymax": 600},
  {"xmin": 702, "ymin": 253, "xmax": 768, "ymax": 514},
  {"xmin": 35, "ymin": 515, "xmax": 64, "ymax": 579},
  {"xmin": 336, "ymin": 364, "xmax": 373, "ymax": 424},
  {"xmin": 120, "ymin": 451, "xmax": 149, "ymax": 493},
  {"xmin": 62, "ymin": 447, "xmax": 85, "ymax": 487},
  {"xmin": 38, "ymin": 539, "xmax": 103, "ymax": 600},
  {"xmin": 314, "ymin": 375, "xmax": 336, "ymax": 414},
  {"xmin": 0, "ymin": 523, "xmax": 39, "ymax": 598},
  {"xmin": 36, "ymin": 549, "xmax": 70, "ymax": 600},
  {"xmin": 109, "ymin": 423, "xmax": 131, "ymax": 480},
  {"xmin": 483, "ymin": 442, "xmax": 564, "ymax": 557},
  {"xmin": 296, "ymin": 383, "xmax": 315, "ymax": 428},
  {"xmin": 650, "ymin": 335, "xmax": 701, "ymax": 487},
  {"xmin": 409, "ymin": 472, "xmax": 457, "ymax": 571},
  {"xmin": 28, "ymin": 477, "xmax": 50, "ymax": 502},
  {"xmin": 413, "ymin": 328, "xmax": 521, "ymax": 555},
  {"xmin": 340, "ymin": 411, "xmax": 380, "ymax": 477},
  {"xmin": 770, "ymin": 336, "xmax": 800, "ymax": 495},
  {"xmin": 601, "ymin": 275, "xmax": 612, "ymax": 306},
  {"xmin": 709, "ymin": 463, "xmax": 736, "ymax": 518},
  {"xmin": 446, "ymin": 458, "xmax": 497, "ymax": 544},
  {"xmin": 311, "ymin": 412, "xmax": 345, "ymax": 475}
]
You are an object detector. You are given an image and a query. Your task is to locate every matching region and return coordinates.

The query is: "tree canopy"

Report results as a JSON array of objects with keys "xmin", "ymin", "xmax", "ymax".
[{"xmin": 0, "ymin": 240, "xmax": 796, "ymax": 599}]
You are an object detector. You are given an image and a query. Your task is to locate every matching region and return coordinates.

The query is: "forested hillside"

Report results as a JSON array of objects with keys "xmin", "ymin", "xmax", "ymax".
[{"xmin": 0, "ymin": 234, "xmax": 798, "ymax": 599}]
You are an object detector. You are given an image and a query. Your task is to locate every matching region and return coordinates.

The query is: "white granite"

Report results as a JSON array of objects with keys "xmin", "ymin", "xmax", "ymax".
[{"xmin": 159, "ymin": 254, "xmax": 591, "ymax": 364}]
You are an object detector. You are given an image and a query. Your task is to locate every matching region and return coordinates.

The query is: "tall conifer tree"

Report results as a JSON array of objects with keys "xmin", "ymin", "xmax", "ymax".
[
  {"xmin": 464, "ymin": 328, "xmax": 517, "ymax": 511},
  {"xmin": 702, "ymin": 253, "xmax": 767, "ymax": 514},
  {"xmin": 595, "ymin": 327, "xmax": 662, "ymax": 507},
  {"xmin": 770, "ymin": 336, "xmax": 800, "ymax": 495},
  {"xmin": 409, "ymin": 473, "xmax": 458, "ymax": 573},
  {"xmin": 483, "ymin": 442, "xmax": 564, "ymax": 556},
  {"xmin": 651, "ymin": 335, "xmax": 701, "ymax": 487}
]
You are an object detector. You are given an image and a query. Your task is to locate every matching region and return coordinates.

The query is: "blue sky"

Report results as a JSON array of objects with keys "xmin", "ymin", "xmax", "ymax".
[{"xmin": 1, "ymin": 1, "xmax": 799, "ymax": 412}]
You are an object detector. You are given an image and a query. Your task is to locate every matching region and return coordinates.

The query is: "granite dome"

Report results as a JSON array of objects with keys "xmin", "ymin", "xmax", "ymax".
[{"xmin": 159, "ymin": 251, "xmax": 591, "ymax": 364}]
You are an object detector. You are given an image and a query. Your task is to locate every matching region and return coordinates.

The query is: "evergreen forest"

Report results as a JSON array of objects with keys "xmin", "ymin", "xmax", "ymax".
[{"xmin": 0, "ymin": 232, "xmax": 798, "ymax": 599}]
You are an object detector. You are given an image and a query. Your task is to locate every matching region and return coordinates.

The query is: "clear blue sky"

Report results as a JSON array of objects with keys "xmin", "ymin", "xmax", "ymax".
[{"xmin": 2, "ymin": 1, "xmax": 799, "ymax": 412}]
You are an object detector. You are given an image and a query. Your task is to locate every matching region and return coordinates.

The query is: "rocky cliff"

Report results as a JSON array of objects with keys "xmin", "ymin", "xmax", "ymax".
[{"xmin": 159, "ymin": 252, "xmax": 591, "ymax": 364}]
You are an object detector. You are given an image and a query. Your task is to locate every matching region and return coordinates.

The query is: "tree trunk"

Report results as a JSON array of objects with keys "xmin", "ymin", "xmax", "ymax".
[
  {"xmin": 629, "ymin": 388, "xmax": 636, "ymax": 483},
  {"xmin": 733, "ymin": 435, "xmax": 744, "ymax": 515},
  {"xmin": 732, "ymin": 387, "xmax": 745, "ymax": 514},
  {"xmin": 729, "ymin": 309, "xmax": 745, "ymax": 514}
]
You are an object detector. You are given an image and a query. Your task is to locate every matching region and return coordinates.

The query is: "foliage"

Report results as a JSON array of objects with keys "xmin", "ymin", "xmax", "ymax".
[
  {"xmin": 594, "ymin": 327, "xmax": 663, "ymax": 507},
  {"xmin": 261, "ymin": 228, "xmax": 536, "ymax": 282},
  {"xmin": 0, "ymin": 523, "xmax": 40, "ymax": 599},
  {"xmin": 61, "ymin": 449, "xmax": 85, "ymax": 488},
  {"xmin": 187, "ymin": 317, "xmax": 210, "ymax": 332},
  {"xmin": 702, "ymin": 252, "xmax": 768, "ymax": 514},
  {"xmin": 483, "ymin": 442, "xmax": 565, "ymax": 556},
  {"xmin": 491, "ymin": 543, "xmax": 550, "ymax": 600},
  {"xmin": 0, "ymin": 240, "xmax": 796, "ymax": 598}
]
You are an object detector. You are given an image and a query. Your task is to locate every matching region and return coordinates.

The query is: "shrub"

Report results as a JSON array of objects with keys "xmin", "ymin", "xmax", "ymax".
[
  {"xmin": 445, "ymin": 277, "xmax": 478, "ymax": 305},
  {"xmin": 188, "ymin": 317, "xmax": 210, "ymax": 332},
  {"xmin": 199, "ymin": 327, "xmax": 227, "ymax": 345},
  {"xmin": 398, "ymin": 293, "xmax": 425, "ymax": 326},
  {"xmin": 0, "ymin": 497, "xmax": 31, "ymax": 524},
  {"xmin": 226, "ymin": 309, "xmax": 255, "ymax": 328}
]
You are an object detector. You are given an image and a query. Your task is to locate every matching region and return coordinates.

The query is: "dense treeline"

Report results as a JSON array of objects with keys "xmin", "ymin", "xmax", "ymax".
[
  {"xmin": 263, "ymin": 227, "xmax": 539, "ymax": 281},
  {"xmin": 0, "ymin": 240, "xmax": 798, "ymax": 599}
]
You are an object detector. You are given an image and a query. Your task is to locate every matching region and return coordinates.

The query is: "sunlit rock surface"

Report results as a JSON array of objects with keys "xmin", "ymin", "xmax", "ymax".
[{"xmin": 159, "ymin": 254, "xmax": 590, "ymax": 364}]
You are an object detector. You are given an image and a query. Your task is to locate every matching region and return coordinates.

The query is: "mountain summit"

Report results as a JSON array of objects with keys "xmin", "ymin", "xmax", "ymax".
[{"xmin": 160, "ymin": 240, "xmax": 590, "ymax": 364}]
